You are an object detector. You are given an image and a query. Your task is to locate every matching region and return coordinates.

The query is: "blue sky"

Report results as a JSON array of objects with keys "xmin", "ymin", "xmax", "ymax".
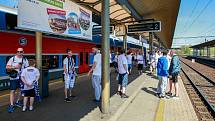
[
  {"xmin": 0, "ymin": 0, "xmax": 18, "ymax": 8},
  {"xmin": 173, "ymin": 0, "xmax": 215, "ymax": 48}
]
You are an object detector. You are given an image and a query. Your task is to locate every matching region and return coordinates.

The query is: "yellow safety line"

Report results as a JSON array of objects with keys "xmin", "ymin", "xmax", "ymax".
[
  {"xmin": 155, "ymin": 99, "xmax": 165, "ymax": 121},
  {"xmin": 0, "ymin": 93, "xmax": 10, "ymax": 98}
]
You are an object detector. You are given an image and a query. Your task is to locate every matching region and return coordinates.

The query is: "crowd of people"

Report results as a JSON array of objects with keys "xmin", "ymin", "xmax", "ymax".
[{"xmin": 5, "ymin": 47, "xmax": 180, "ymax": 113}]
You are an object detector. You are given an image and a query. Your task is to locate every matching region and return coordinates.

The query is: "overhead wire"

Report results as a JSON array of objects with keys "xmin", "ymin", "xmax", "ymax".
[
  {"xmin": 182, "ymin": 0, "xmax": 213, "ymax": 35},
  {"xmin": 179, "ymin": 0, "xmax": 200, "ymax": 35}
]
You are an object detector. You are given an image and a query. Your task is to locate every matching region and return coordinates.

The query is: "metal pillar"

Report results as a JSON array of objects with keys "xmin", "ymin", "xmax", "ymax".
[
  {"xmin": 101, "ymin": 0, "xmax": 110, "ymax": 114},
  {"xmin": 207, "ymin": 46, "xmax": 210, "ymax": 57},
  {"xmin": 36, "ymin": 32, "xmax": 42, "ymax": 95},
  {"xmin": 123, "ymin": 26, "xmax": 127, "ymax": 53},
  {"xmin": 203, "ymin": 47, "xmax": 205, "ymax": 56},
  {"xmin": 158, "ymin": 40, "xmax": 161, "ymax": 49},
  {"xmin": 149, "ymin": 32, "xmax": 153, "ymax": 52}
]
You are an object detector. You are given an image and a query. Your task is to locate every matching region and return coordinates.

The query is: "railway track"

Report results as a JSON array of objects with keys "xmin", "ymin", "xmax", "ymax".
[{"xmin": 180, "ymin": 59, "xmax": 215, "ymax": 121}]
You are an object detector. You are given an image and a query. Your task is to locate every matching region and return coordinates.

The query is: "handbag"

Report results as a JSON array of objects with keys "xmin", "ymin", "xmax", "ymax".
[{"xmin": 9, "ymin": 69, "xmax": 18, "ymax": 78}]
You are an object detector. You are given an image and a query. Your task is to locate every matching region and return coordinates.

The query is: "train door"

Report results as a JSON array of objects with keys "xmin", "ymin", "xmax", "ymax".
[{"xmin": 79, "ymin": 51, "xmax": 89, "ymax": 73}]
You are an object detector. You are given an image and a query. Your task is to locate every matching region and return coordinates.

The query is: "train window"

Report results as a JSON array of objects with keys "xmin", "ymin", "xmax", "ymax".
[
  {"xmin": 86, "ymin": 52, "xmax": 88, "ymax": 64},
  {"xmin": 42, "ymin": 55, "xmax": 59, "ymax": 69},
  {"xmin": 5, "ymin": 13, "xmax": 17, "ymax": 30},
  {"xmin": 80, "ymin": 52, "xmax": 83, "ymax": 65}
]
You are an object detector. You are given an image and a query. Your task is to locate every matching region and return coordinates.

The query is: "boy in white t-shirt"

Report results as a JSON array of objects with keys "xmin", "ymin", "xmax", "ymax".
[{"xmin": 21, "ymin": 59, "xmax": 40, "ymax": 112}]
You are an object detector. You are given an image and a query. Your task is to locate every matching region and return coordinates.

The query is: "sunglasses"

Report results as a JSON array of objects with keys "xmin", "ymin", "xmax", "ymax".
[{"xmin": 17, "ymin": 51, "xmax": 24, "ymax": 53}]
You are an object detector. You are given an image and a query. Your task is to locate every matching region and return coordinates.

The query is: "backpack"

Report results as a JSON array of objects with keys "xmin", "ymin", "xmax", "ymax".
[{"xmin": 6, "ymin": 56, "xmax": 27, "ymax": 78}]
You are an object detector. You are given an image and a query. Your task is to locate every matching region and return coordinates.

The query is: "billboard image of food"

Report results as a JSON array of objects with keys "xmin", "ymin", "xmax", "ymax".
[
  {"xmin": 67, "ymin": 12, "xmax": 81, "ymax": 34},
  {"xmin": 79, "ymin": 8, "xmax": 90, "ymax": 31},
  {"xmin": 47, "ymin": 8, "xmax": 67, "ymax": 34},
  {"xmin": 18, "ymin": 0, "xmax": 92, "ymax": 40}
]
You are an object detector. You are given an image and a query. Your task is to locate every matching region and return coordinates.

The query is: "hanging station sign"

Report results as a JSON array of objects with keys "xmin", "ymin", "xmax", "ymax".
[
  {"xmin": 18, "ymin": 0, "xmax": 92, "ymax": 40},
  {"xmin": 127, "ymin": 21, "xmax": 161, "ymax": 33}
]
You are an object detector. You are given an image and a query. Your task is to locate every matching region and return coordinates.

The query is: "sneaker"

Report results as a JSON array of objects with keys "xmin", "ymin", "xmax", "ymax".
[
  {"xmin": 156, "ymin": 92, "xmax": 161, "ymax": 96},
  {"xmin": 15, "ymin": 101, "xmax": 23, "ymax": 108},
  {"xmin": 172, "ymin": 95, "xmax": 179, "ymax": 99},
  {"xmin": 7, "ymin": 105, "xmax": 14, "ymax": 113},
  {"xmin": 93, "ymin": 99, "xmax": 100, "ymax": 102},
  {"xmin": 29, "ymin": 106, "xmax": 33, "ymax": 111},
  {"xmin": 69, "ymin": 95, "xmax": 76, "ymax": 98},
  {"xmin": 64, "ymin": 98, "xmax": 72, "ymax": 103},
  {"xmin": 166, "ymin": 92, "xmax": 173, "ymax": 96},
  {"xmin": 159, "ymin": 94, "xmax": 165, "ymax": 98},
  {"xmin": 121, "ymin": 94, "xmax": 129, "ymax": 98},
  {"xmin": 22, "ymin": 106, "xmax": 27, "ymax": 112},
  {"xmin": 117, "ymin": 91, "xmax": 122, "ymax": 95}
]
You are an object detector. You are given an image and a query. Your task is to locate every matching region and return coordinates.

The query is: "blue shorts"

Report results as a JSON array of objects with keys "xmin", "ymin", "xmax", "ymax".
[
  {"xmin": 118, "ymin": 73, "xmax": 128, "ymax": 87},
  {"xmin": 10, "ymin": 79, "xmax": 21, "ymax": 90},
  {"xmin": 128, "ymin": 64, "xmax": 132, "ymax": 70}
]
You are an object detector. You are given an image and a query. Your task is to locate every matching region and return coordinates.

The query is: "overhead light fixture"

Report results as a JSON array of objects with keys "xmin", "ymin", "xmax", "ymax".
[{"xmin": 122, "ymin": 5, "xmax": 131, "ymax": 14}]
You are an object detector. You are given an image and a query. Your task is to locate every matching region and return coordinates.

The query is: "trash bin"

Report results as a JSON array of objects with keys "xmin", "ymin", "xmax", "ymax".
[{"xmin": 41, "ymin": 68, "xmax": 49, "ymax": 97}]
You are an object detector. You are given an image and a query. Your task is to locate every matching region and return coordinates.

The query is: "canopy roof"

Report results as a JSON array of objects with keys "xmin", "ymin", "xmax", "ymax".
[{"xmin": 72, "ymin": 0, "xmax": 181, "ymax": 48}]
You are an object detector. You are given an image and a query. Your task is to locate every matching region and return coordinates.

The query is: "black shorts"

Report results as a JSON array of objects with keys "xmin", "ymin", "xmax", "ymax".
[
  {"xmin": 24, "ymin": 89, "xmax": 35, "ymax": 97},
  {"xmin": 10, "ymin": 79, "xmax": 21, "ymax": 90},
  {"xmin": 138, "ymin": 64, "xmax": 143, "ymax": 70},
  {"xmin": 171, "ymin": 73, "xmax": 179, "ymax": 83}
]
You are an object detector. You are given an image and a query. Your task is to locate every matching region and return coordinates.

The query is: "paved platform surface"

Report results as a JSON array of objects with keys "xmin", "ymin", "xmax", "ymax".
[
  {"xmin": 163, "ymin": 76, "xmax": 198, "ymax": 121},
  {"xmin": 0, "ymin": 69, "xmax": 140, "ymax": 121},
  {"xmin": 116, "ymin": 73, "xmax": 198, "ymax": 121},
  {"xmin": 0, "ymin": 69, "xmax": 199, "ymax": 121},
  {"xmin": 117, "ymin": 73, "xmax": 160, "ymax": 121}
]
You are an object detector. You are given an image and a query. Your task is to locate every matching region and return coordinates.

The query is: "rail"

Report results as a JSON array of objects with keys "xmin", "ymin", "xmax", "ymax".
[{"xmin": 180, "ymin": 59, "xmax": 215, "ymax": 118}]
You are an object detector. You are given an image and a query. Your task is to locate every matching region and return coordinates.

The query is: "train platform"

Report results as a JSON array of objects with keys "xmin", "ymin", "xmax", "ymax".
[
  {"xmin": 0, "ymin": 69, "xmax": 199, "ymax": 121},
  {"xmin": 0, "ymin": 69, "xmax": 140, "ymax": 121},
  {"xmin": 80, "ymin": 72, "xmax": 199, "ymax": 121}
]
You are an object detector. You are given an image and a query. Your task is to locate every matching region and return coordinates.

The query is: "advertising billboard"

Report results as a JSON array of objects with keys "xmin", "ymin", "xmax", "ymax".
[{"xmin": 18, "ymin": 0, "xmax": 92, "ymax": 40}]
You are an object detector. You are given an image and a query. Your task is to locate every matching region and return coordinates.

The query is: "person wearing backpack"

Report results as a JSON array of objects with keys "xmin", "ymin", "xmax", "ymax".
[
  {"xmin": 167, "ymin": 50, "xmax": 181, "ymax": 99},
  {"xmin": 63, "ymin": 49, "xmax": 76, "ymax": 102},
  {"xmin": 6, "ymin": 48, "xmax": 29, "ymax": 113}
]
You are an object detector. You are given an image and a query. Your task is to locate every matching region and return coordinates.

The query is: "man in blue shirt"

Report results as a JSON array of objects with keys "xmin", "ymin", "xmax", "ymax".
[{"xmin": 156, "ymin": 50, "xmax": 169, "ymax": 98}]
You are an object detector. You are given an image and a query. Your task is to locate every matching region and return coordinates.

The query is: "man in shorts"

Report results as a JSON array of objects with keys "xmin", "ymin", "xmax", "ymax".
[
  {"xmin": 136, "ymin": 52, "xmax": 144, "ymax": 75},
  {"xmin": 168, "ymin": 50, "xmax": 181, "ymax": 98},
  {"xmin": 117, "ymin": 49, "xmax": 129, "ymax": 98},
  {"xmin": 63, "ymin": 49, "xmax": 76, "ymax": 102},
  {"xmin": 127, "ymin": 52, "xmax": 133, "ymax": 74},
  {"xmin": 6, "ymin": 48, "xmax": 29, "ymax": 113}
]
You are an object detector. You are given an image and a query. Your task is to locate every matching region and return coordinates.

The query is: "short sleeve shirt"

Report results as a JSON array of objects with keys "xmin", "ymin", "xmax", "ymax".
[
  {"xmin": 21, "ymin": 67, "xmax": 40, "ymax": 90},
  {"xmin": 137, "ymin": 55, "xmax": 144, "ymax": 64},
  {"xmin": 7, "ymin": 56, "xmax": 29, "ymax": 80},
  {"xmin": 93, "ymin": 53, "xmax": 101, "ymax": 76},
  {"xmin": 118, "ymin": 54, "xmax": 128, "ymax": 74},
  {"xmin": 63, "ymin": 57, "xmax": 75, "ymax": 74},
  {"xmin": 127, "ymin": 55, "xmax": 132, "ymax": 64}
]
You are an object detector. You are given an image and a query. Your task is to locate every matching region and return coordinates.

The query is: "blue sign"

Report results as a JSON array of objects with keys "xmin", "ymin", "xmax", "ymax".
[{"xmin": 19, "ymin": 38, "xmax": 27, "ymax": 46}]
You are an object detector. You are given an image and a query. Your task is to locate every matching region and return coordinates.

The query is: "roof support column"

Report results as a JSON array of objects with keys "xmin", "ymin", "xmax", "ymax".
[
  {"xmin": 123, "ymin": 28, "xmax": 127, "ymax": 53},
  {"xmin": 207, "ymin": 46, "xmax": 210, "ymax": 57},
  {"xmin": 36, "ymin": 32, "xmax": 43, "ymax": 96},
  {"xmin": 149, "ymin": 32, "xmax": 153, "ymax": 52},
  {"xmin": 101, "ymin": 0, "xmax": 110, "ymax": 114}
]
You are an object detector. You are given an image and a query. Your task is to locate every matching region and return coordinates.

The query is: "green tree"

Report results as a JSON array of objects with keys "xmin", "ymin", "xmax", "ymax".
[{"xmin": 180, "ymin": 45, "xmax": 191, "ymax": 55}]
